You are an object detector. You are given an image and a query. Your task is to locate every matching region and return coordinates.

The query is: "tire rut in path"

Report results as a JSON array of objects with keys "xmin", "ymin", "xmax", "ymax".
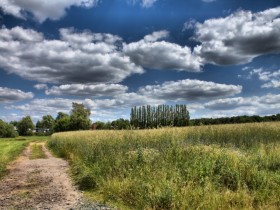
[{"xmin": 0, "ymin": 142, "xmax": 83, "ymax": 209}]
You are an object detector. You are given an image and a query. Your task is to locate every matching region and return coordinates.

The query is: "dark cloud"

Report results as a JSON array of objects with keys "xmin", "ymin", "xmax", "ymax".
[
  {"xmin": 138, "ymin": 79, "xmax": 242, "ymax": 101},
  {"xmin": 194, "ymin": 7, "xmax": 280, "ymax": 65},
  {"xmin": 46, "ymin": 84, "xmax": 128, "ymax": 97},
  {"xmin": 0, "ymin": 87, "xmax": 34, "ymax": 103},
  {"xmin": 0, "ymin": 0, "xmax": 99, "ymax": 22}
]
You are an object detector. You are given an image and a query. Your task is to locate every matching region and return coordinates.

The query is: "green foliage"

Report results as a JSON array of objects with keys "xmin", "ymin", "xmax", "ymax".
[
  {"xmin": 54, "ymin": 114, "xmax": 71, "ymax": 132},
  {"xmin": 17, "ymin": 116, "xmax": 35, "ymax": 136},
  {"xmin": 0, "ymin": 120, "xmax": 18, "ymax": 138},
  {"xmin": 111, "ymin": 118, "xmax": 130, "ymax": 130},
  {"xmin": 42, "ymin": 115, "xmax": 55, "ymax": 131},
  {"xmin": 130, "ymin": 104, "xmax": 190, "ymax": 129},
  {"xmin": 191, "ymin": 113, "xmax": 280, "ymax": 126},
  {"xmin": 48, "ymin": 122, "xmax": 280, "ymax": 209},
  {"xmin": 70, "ymin": 103, "xmax": 91, "ymax": 131}
]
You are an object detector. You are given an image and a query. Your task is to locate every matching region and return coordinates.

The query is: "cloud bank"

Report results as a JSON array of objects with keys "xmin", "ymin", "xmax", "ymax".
[
  {"xmin": 0, "ymin": 87, "xmax": 33, "ymax": 103},
  {"xmin": 0, "ymin": 0, "xmax": 99, "ymax": 22}
]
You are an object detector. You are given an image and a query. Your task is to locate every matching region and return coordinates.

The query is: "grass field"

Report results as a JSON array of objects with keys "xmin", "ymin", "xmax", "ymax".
[
  {"xmin": 48, "ymin": 122, "xmax": 280, "ymax": 209},
  {"xmin": 0, "ymin": 136, "xmax": 49, "ymax": 178}
]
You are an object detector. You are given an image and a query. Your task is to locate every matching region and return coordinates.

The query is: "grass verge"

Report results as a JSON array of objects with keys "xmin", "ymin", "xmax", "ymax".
[{"xmin": 30, "ymin": 144, "xmax": 46, "ymax": 159}]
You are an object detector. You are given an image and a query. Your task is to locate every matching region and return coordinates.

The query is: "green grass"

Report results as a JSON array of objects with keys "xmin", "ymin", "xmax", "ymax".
[
  {"xmin": 0, "ymin": 136, "xmax": 50, "ymax": 178},
  {"xmin": 48, "ymin": 122, "xmax": 280, "ymax": 209},
  {"xmin": 30, "ymin": 144, "xmax": 46, "ymax": 159}
]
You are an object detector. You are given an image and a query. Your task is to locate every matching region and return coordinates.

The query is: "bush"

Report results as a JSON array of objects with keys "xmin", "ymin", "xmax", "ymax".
[{"xmin": 0, "ymin": 120, "xmax": 18, "ymax": 138}]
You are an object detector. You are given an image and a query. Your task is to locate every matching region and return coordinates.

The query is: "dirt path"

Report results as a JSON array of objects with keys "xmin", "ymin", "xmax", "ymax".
[{"xmin": 0, "ymin": 142, "xmax": 95, "ymax": 209}]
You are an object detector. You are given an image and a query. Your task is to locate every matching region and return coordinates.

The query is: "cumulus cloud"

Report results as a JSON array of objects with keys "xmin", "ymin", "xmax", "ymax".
[
  {"xmin": 188, "ymin": 93, "xmax": 280, "ymax": 118},
  {"xmin": 0, "ymin": 27, "xmax": 143, "ymax": 84},
  {"xmin": 0, "ymin": 0, "xmax": 99, "ymax": 22},
  {"xmin": 124, "ymin": 31, "xmax": 202, "ymax": 72},
  {"xmin": 6, "ymin": 93, "xmax": 163, "ymax": 121},
  {"xmin": 204, "ymin": 94, "xmax": 280, "ymax": 115},
  {"xmin": 138, "ymin": 79, "xmax": 242, "ymax": 101},
  {"xmin": 194, "ymin": 6, "xmax": 280, "ymax": 65},
  {"xmin": 6, "ymin": 98, "xmax": 78, "ymax": 116},
  {"xmin": 46, "ymin": 84, "xmax": 128, "ymax": 97},
  {"xmin": 0, "ymin": 87, "xmax": 34, "ymax": 103}
]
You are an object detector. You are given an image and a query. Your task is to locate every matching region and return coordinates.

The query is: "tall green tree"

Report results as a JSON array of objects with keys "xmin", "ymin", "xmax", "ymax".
[
  {"xmin": 70, "ymin": 103, "xmax": 91, "ymax": 130},
  {"xmin": 130, "ymin": 104, "xmax": 190, "ymax": 129},
  {"xmin": 53, "ymin": 112, "xmax": 71, "ymax": 133},
  {"xmin": 17, "ymin": 116, "xmax": 34, "ymax": 136},
  {"xmin": 41, "ymin": 115, "xmax": 55, "ymax": 131}
]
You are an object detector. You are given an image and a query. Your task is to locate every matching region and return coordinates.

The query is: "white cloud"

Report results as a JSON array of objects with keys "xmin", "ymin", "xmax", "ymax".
[
  {"xmin": 0, "ymin": 0, "xmax": 99, "ymax": 22},
  {"xmin": 242, "ymin": 68, "xmax": 280, "ymax": 89},
  {"xmin": 34, "ymin": 84, "xmax": 48, "ymax": 90},
  {"xmin": 182, "ymin": 19, "xmax": 197, "ymax": 31},
  {"xmin": 262, "ymin": 80, "xmax": 280, "ymax": 89},
  {"xmin": 124, "ymin": 31, "xmax": 202, "ymax": 72},
  {"xmin": 204, "ymin": 94, "xmax": 280, "ymax": 116},
  {"xmin": 138, "ymin": 79, "xmax": 242, "ymax": 101},
  {"xmin": 128, "ymin": 0, "xmax": 158, "ymax": 8},
  {"xmin": 194, "ymin": 6, "xmax": 280, "ymax": 65},
  {"xmin": 0, "ymin": 87, "xmax": 34, "ymax": 103},
  {"xmin": 0, "ymin": 27, "xmax": 143, "ymax": 84},
  {"xmin": 204, "ymin": 97, "xmax": 257, "ymax": 110},
  {"xmin": 46, "ymin": 84, "xmax": 128, "ymax": 97}
]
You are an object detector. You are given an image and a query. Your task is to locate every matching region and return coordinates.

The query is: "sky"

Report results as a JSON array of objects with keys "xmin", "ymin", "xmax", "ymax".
[{"xmin": 0, "ymin": 0, "xmax": 280, "ymax": 123}]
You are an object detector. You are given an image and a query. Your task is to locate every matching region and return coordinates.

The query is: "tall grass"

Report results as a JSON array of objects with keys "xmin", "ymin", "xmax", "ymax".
[{"xmin": 48, "ymin": 122, "xmax": 280, "ymax": 209}]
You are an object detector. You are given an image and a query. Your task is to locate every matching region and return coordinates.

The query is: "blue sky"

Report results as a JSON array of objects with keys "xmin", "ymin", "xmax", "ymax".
[{"xmin": 0, "ymin": 0, "xmax": 280, "ymax": 122}]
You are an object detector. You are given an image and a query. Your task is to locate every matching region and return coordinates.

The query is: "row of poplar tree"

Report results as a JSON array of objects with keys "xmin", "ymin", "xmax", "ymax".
[{"xmin": 130, "ymin": 104, "xmax": 190, "ymax": 129}]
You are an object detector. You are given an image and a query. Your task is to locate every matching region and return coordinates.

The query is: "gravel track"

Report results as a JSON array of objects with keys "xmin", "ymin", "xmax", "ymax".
[{"xmin": 0, "ymin": 142, "xmax": 111, "ymax": 210}]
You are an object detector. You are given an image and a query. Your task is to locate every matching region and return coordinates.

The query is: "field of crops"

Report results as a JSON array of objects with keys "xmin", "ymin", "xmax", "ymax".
[{"xmin": 48, "ymin": 122, "xmax": 280, "ymax": 209}]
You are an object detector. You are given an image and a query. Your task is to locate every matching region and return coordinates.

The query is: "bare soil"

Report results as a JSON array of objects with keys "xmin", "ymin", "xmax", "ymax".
[{"xmin": 0, "ymin": 142, "xmax": 95, "ymax": 210}]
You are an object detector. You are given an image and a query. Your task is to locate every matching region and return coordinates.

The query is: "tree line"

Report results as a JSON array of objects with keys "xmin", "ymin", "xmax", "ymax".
[
  {"xmin": 190, "ymin": 114, "xmax": 280, "ymax": 126},
  {"xmin": 1, "ymin": 103, "xmax": 91, "ymax": 137},
  {"xmin": 130, "ymin": 104, "xmax": 190, "ymax": 129},
  {"xmin": 1, "ymin": 102, "xmax": 280, "ymax": 137}
]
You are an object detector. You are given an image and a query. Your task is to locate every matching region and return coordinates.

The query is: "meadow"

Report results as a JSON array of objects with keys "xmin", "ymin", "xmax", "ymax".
[
  {"xmin": 48, "ymin": 122, "xmax": 280, "ymax": 209},
  {"xmin": 0, "ymin": 136, "xmax": 49, "ymax": 178}
]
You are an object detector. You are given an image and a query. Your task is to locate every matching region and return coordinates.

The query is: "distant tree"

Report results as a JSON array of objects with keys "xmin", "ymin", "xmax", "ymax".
[
  {"xmin": 70, "ymin": 103, "xmax": 91, "ymax": 130},
  {"xmin": 111, "ymin": 118, "xmax": 130, "ymax": 130},
  {"xmin": 130, "ymin": 104, "xmax": 190, "ymax": 129},
  {"xmin": 56, "ymin": 112, "xmax": 69, "ymax": 120},
  {"xmin": 54, "ymin": 116, "xmax": 71, "ymax": 132},
  {"xmin": 41, "ymin": 115, "xmax": 55, "ymax": 132},
  {"xmin": 17, "ymin": 116, "xmax": 34, "ymax": 136},
  {"xmin": 9, "ymin": 121, "xmax": 18, "ymax": 127},
  {"xmin": 95, "ymin": 121, "xmax": 106, "ymax": 130},
  {"xmin": 0, "ymin": 120, "xmax": 18, "ymax": 138},
  {"xmin": 36, "ymin": 120, "xmax": 43, "ymax": 128}
]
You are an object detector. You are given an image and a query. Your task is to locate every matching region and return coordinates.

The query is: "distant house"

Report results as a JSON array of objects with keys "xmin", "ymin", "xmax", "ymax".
[
  {"xmin": 34, "ymin": 128, "xmax": 50, "ymax": 133},
  {"xmin": 91, "ymin": 123, "xmax": 97, "ymax": 130}
]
